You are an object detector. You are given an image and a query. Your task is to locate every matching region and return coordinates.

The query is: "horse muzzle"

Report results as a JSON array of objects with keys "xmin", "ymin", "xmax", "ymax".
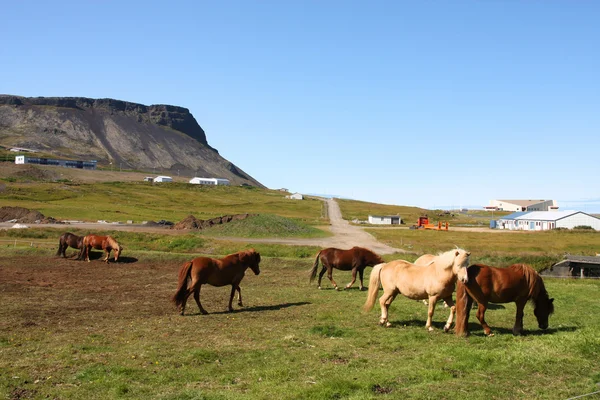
[{"xmin": 539, "ymin": 323, "xmax": 548, "ymax": 330}]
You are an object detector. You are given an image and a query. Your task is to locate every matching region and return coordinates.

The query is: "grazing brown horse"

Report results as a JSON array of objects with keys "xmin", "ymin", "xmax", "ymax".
[
  {"xmin": 364, "ymin": 248, "xmax": 470, "ymax": 332},
  {"xmin": 56, "ymin": 232, "xmax": 84, "ymax": 258},
  {"xmin": 455, "ymin": 264, "xmax": 554, "ymax": 337},
  {"xmin": 81, "ymin": 234, "xmax": 123, "ymax": 263},
  {"xmin": 309, "ymin": 246, "xmax": 384, "ymax": 290},
  {"xmin": 172, "ymin": 249, "xmax": 261, "ymax": 315}
]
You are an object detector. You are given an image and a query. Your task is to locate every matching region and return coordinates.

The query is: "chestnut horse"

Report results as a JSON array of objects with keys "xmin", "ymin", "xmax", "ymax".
[
  {"xmin": 309, "ymin": 246, "xmax": 384, "ymax": 290},
  {"xmin": 172, "ymin": 249, "xmax": 261, "ymax": 315},
  {"xmin": 56, "ymin": 232, "xmax": 84, "ymax": 258},
  {"xmin": 81, "ymin": 234, "xmax": 122, "ymax": 263},
  {"xmin": 455, "ymin": 264, "xmax": 554, "ymax": 337},
  {"xmin": 364, "ymin": 248, "xmax": 470, "ymax": 332}
]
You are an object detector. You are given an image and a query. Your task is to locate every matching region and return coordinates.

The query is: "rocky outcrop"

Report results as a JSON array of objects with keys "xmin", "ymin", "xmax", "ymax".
[
  {"xmin": 0, "ymin": 95, "xmax": 263, "ymax": 186},
  {"xmin": 173, "ymin": 214, "xmax": 256, "ymax": 230}
]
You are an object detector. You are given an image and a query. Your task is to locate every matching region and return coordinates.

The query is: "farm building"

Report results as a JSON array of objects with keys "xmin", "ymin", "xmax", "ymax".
[
  {"xmin": 287, "ymin": 193, "xmax": 303, "ymax": 200},
  {"xmin": 485, "ymin": 199, "xmax": 558, "ymax": 212},
  {"xmin": 15, "ymin": 155, "xmax": 97, "ymax": 170},
  {"xmin": 544, "ymin": 256, "xmax": 600, "ymax": 279},
  {"xmin": 368, "ymin": 215, "xmax": 402, "ymax": 225},
  {"xmin": 496, "ymin": 210, "xmax": 600, "ymax": 231},
  {"xmin": 153, "ymin": 176, "xmax": 173, "ymax": 183},
  {"xmin": 189, "ymin": 177, "xmax": 230, "ymax": 186}
]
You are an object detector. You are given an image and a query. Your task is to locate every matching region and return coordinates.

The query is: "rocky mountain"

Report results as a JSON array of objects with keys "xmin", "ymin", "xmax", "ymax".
[{"xmin": 0, "ymin": 95, "xmax": 263, "ymax": 187}]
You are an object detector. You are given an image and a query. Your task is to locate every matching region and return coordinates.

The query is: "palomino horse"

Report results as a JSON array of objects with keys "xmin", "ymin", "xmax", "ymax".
[
  {"xmin": 455, "ymin": 264, "xmax": 554, "ymax": 337},
  {"xmin": 415, "ymin": 253, "xmax": 449, "ymax": 308},
  {"xmin": 309, "ymin": 246, "xmax": 384, "ymax": 290},
  {"xmin": 81, "ymin": 234, "xmax": 123, "ymax": 263},
  {"xmin": 172, "ymin": 249, "xmax": 261, "ymax": 315},
  {"xmin": 56, "ymin": 232, "xmax": 84, "ymax": 258},
  {"xmin": 364, "ymin": 248, "xmax": 470, "ymax": 332}
]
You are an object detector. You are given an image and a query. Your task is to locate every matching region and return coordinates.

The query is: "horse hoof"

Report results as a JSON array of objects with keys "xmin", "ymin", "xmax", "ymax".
[
  {"xmin": 385, "ymin": 322, "xmax": 392, "ymax": 328},
  {"xmin": 487, "ymin": 333, "xmax": 495, "ymax": 337},
  {"xmin": 335, "ymin": 287, "xmax": 341, "ymax": 291},
  {"xmin": 318, "ymin": 286, "xmax": 322, "ymax": 290},
  {"xmin": 444, "ymin": 325, "xmax": 451, "ymax": 333},
  {"xmin": 427, "ymin": 327, "xmax": 434, "ymax": 332}
]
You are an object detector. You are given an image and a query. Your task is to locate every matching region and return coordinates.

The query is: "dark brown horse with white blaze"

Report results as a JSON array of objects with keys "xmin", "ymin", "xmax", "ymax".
[
  {"xmin": 455, "ymin": 264, "xmax": 554, "ymax": 337},
  {"xmin": 172, "ymin": 249, "xmax": 261, "ymax": 315},
  {"xmin": 56, "ymin": 232, "xmax": 84, "ymax": 258},
  {"xmin": 81, "ymin": 234, "xmax": 123, "ymax": 263},
  {"xmin": 309, "ymin": 246, "xmax": 384, "ymax": 290}
]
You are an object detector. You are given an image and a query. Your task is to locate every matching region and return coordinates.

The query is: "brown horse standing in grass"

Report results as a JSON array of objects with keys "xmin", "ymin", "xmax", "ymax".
[
  {"xmin": 172, "ymin": 249, "xmax": 261, "ymax": 315},
  {"xmin": 455, "ymin": 264, "xmax": 554, "ymax": 337},
  {"xmin": 81, "ymin": 234, "xmax": 123, "ymax": 263},
  {"xmin": 56, "ymin": 232, "xmax": 84, "ymax": 258},
  {"xmin": 309, "ymin": 246, "xmax": 384, "ymax": 290}
]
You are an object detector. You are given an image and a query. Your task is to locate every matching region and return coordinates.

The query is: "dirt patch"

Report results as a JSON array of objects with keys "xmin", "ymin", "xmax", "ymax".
[
  {"xmin": 0, "ymin": 206, "xmax": 61, "ymax": 224},
  {"xmin": 173, "ymin": 213, "xmax": 256, "ymax": 230},
  {"xmin": 12, "ymin": 164, "xmax": 59, "ymax": 181}
]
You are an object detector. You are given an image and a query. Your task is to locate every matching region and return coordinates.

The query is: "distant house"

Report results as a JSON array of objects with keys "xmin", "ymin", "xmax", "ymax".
[
  {"xmin": 496, "ymin": 210, "xmax": 600, "ymax": 231},
  {"xmin": 15, "ymin": 155, "xmax": 97, "ymax": 170},
  {"xmin": 189, "ymin": 177, "xmax": 230, "ymax": 186},
  {"xmin": 288, "ymin": 193, "xmax": 303, "ymax": 200},
  {"xmin": 486, "ymin": 199, "xmax": 558, "ymax": 212},
  {"xmin": 143, "ymin": 177, "xmax": 154, "ymax": 182},
  {"xmin": 278, "ymin": 188, "xmax": 289, "ymax": 192},
  {"xmin": 368, "ymin": 215, "xmax": 402, "ymax": 225},
  {"xmin": 153, "ymin": 176, "xmax": 173, "ymax": 183}
]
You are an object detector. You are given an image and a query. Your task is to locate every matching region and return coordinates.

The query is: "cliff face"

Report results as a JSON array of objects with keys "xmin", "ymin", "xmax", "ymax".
[{"xmin": 0, "ymin": 95, "xmax": 263, "ymax": 186}]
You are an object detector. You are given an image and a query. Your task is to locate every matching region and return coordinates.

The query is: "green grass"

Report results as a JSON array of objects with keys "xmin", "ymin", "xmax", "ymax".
[
  {"xmin": 202, "ymin": 214, "xmax": 331, "ymax": 239},
  {"xmin": 0, "ymin": 181, "xmax": 327, "ymax": 225},
  {"xmin": 1, "ymin": 252, "xmax": 599, "ymax": 399},
  {"xmin": 337, "ymin": 198, "xmax": 512, "ymax": 227}
]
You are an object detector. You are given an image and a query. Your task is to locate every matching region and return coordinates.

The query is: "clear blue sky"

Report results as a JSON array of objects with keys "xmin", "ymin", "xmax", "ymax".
[{"xmin": 2, "ymin": 1, "xmax": 599, "ymax": 211}]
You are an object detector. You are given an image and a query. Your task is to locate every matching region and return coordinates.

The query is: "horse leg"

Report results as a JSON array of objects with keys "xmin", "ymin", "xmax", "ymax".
[
  {"xmin": 85, "ymin": 245, "xmax": 91, "ymax": 262},
  {"xmin": 228, "ymin": 284, "xmax": 237, "ymax": 312},
  {"xmin": 325, "ymin": 266, "xmax": 339, "ymax": 290},
  {"xmin": 425, "ymin": 295, "xmax": 439, "ymax": 331},
  {"xmin": 512, "ymin": 299, "xmax": 527, "ymax": 336},
  {"xmin": 442, "ymin": 296, "xmax": 456, "ymax": 333},
  {"xmin": 475, "ymin": 302, "xmax": 493, "ymax": 336},
  {"xmin": 345, "ymin": 267, "xmax": 357, "ymax": 289},
  {"xmin": 317, "ymin": 266, "xmax": 327, "ymax": 289},
  {"xmin": 358, "ymin": 268, "xmax": 366, "ymax": 291},
  {"xmin": 192, "ymin": 284, "xmax": 208, "ymax": 315},
  {"xmin": 103, "ymin": 249, "xmax": 110, "ymax": 264},
  {"xmin": 378, "ymin": 289, "xmax": 397, "ymax": 327},
  {"xmin": 236, "ymin": 286, "xmax": 243, "ymax": 307}
]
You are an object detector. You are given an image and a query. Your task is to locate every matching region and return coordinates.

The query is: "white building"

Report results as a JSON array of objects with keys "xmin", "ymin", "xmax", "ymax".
[
  {"xmin": 153, "ymin": 176, "xmax": 173, "ymax": 183},
  {"xmin": 368, "ymin": 215, "xmax": 402, "ymax": 225},
  {"xmin": 189, "ymin": 177, "xmax": 230, "ymax": 186},
  {"xmin": 288, "ymin": 193, "xmax": 303, "ymax": 200},
  {"xmin": 496, "ymin": 210, "xmax": 600, "ymax": 231},
  {"xmin": 15, "ymin": 155, "xmax": 97, "ymax": 170},
  {"xmin": 485, "ymin": 199, "xmax": 558, "ymax": 212}
]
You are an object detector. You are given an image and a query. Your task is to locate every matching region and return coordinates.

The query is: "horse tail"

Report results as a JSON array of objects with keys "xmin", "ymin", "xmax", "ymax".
[
  {"xmin": 172, "ymin": 261, "xmax": 194, "ymax": 308},
  {"xmin": 455, "ymin": 280, "xmax": 472, "ymax": 337},
  {"xmin": 363, "ymin": 263, "xmax": 384, "ymax": 312},
  {"xmin": 309, "ymin": 251, "xmax": 322, "ymax": 283},
  {"xmin": 56, "ymin": 237, "xmax": 63, "ymax": 257}
]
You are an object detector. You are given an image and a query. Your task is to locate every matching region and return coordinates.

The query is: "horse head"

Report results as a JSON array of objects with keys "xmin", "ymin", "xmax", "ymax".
[
  {"xmin": 114, "ymin": 244, "xmax": 123, "ymax": 262},
  {"xmin": 450, "ymin": 248, "xmax": 470, "ymax": 283},
  {"xmin": 533, "ymin": 293, "xmax": 554, "ymax": 330},
  {"xmin": 241, "ymin": 249, "xmax": 261, "ymax": 275}
]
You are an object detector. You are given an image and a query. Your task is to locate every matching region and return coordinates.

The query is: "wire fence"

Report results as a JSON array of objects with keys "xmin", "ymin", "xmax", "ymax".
[{"xmin": 0, "ymin": 239, "xmax": 56, "ymax": 249}]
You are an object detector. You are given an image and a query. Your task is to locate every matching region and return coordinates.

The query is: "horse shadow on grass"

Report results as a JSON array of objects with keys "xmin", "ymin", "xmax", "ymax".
[
  {"xmin": 464, "ymin": 323, "xmax": 577, "ymax": 337},
  {"xmin": 193, "ymin": 301, "xmax": 312, "ymax": 316},
  {"xmin": 73, "ymin": 251, "xmax": 138, "ymax": 264}
]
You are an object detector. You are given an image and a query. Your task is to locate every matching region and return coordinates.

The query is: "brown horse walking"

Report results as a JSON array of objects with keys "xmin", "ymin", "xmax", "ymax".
[
  {"xmin": 455, "ymin": 264, "xmax": 554, "ymax": 337},
  {"xmin": 309, "ymin": 246, "xmax": 384, "ymax": 290},
  {"xmin": 81, "ymin": 234, "xmax": 123, "ymax": 263},
  {"xmin": 56, "ymin": 232, "xmax": 84, "ymax": 258},
  {"xmin": 172, "ymin": 249, "xmax": 261, "ymax": 315},
  {"xmin": 364, "ymin": 248, "xmax": 470, "ymax": 332}
]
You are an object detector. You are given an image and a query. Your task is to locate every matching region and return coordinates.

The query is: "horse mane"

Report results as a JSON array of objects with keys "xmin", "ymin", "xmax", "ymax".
[
  {"xmin": 510, "ymin": 264, "xmax": 547, "ymax": 300},
  {"xmin": 106, "ymin": 236, "xmax": 121, "ymax": 250},
  {"xmin": 435, "ymin": 248, "xmax": 466, "ymax": 267}
]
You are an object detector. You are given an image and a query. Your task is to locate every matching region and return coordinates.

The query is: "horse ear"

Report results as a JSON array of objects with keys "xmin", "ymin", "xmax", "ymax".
[
  {"xmin": 455, "ymin": 251, "xmax": 460, "ymax": 256},
  {"xmin": 467, "ymin": 252, "xmax": 471, "ymax": 256}
]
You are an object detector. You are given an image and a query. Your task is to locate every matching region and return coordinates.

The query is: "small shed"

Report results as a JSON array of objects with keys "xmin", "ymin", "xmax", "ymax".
[
  {"xmin": 543, "ymin": 256, "xmax": 600, "ymax": 279},
  {"xmin": 153, "ymin": 176, "xmax": 173, "ymax": 183},
  {"xmin": 144, "ymin": 177, "xmax": 154, "ymax": 182},
  {"xmin": 288, "ymin": 193, "xmax": 303, "ymax": 200},
  {"xmin": 189, "ymin": 177, "xmax": 230, "ymax": 186},
  {"xmin": 368, "ymin": 215, "xmax": 402, "ymax": 225}
]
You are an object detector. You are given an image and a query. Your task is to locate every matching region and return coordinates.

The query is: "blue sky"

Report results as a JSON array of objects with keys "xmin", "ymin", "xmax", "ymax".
[{"xmin": 2, "ymin": 1, "xmax": 599, "ymax": 211}]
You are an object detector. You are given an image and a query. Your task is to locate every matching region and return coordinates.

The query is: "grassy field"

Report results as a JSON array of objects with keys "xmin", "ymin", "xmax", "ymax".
[
  {"xmin": 1, "ymin": 248, "xmax": 599, "ymax": 400},
  {"xmin": 0, "ymin": 180, "xmax": 328, "ymax": 227},
  {"xmin": 337, "ymin": 199, "xmax": 511, "ymax": 228}
]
